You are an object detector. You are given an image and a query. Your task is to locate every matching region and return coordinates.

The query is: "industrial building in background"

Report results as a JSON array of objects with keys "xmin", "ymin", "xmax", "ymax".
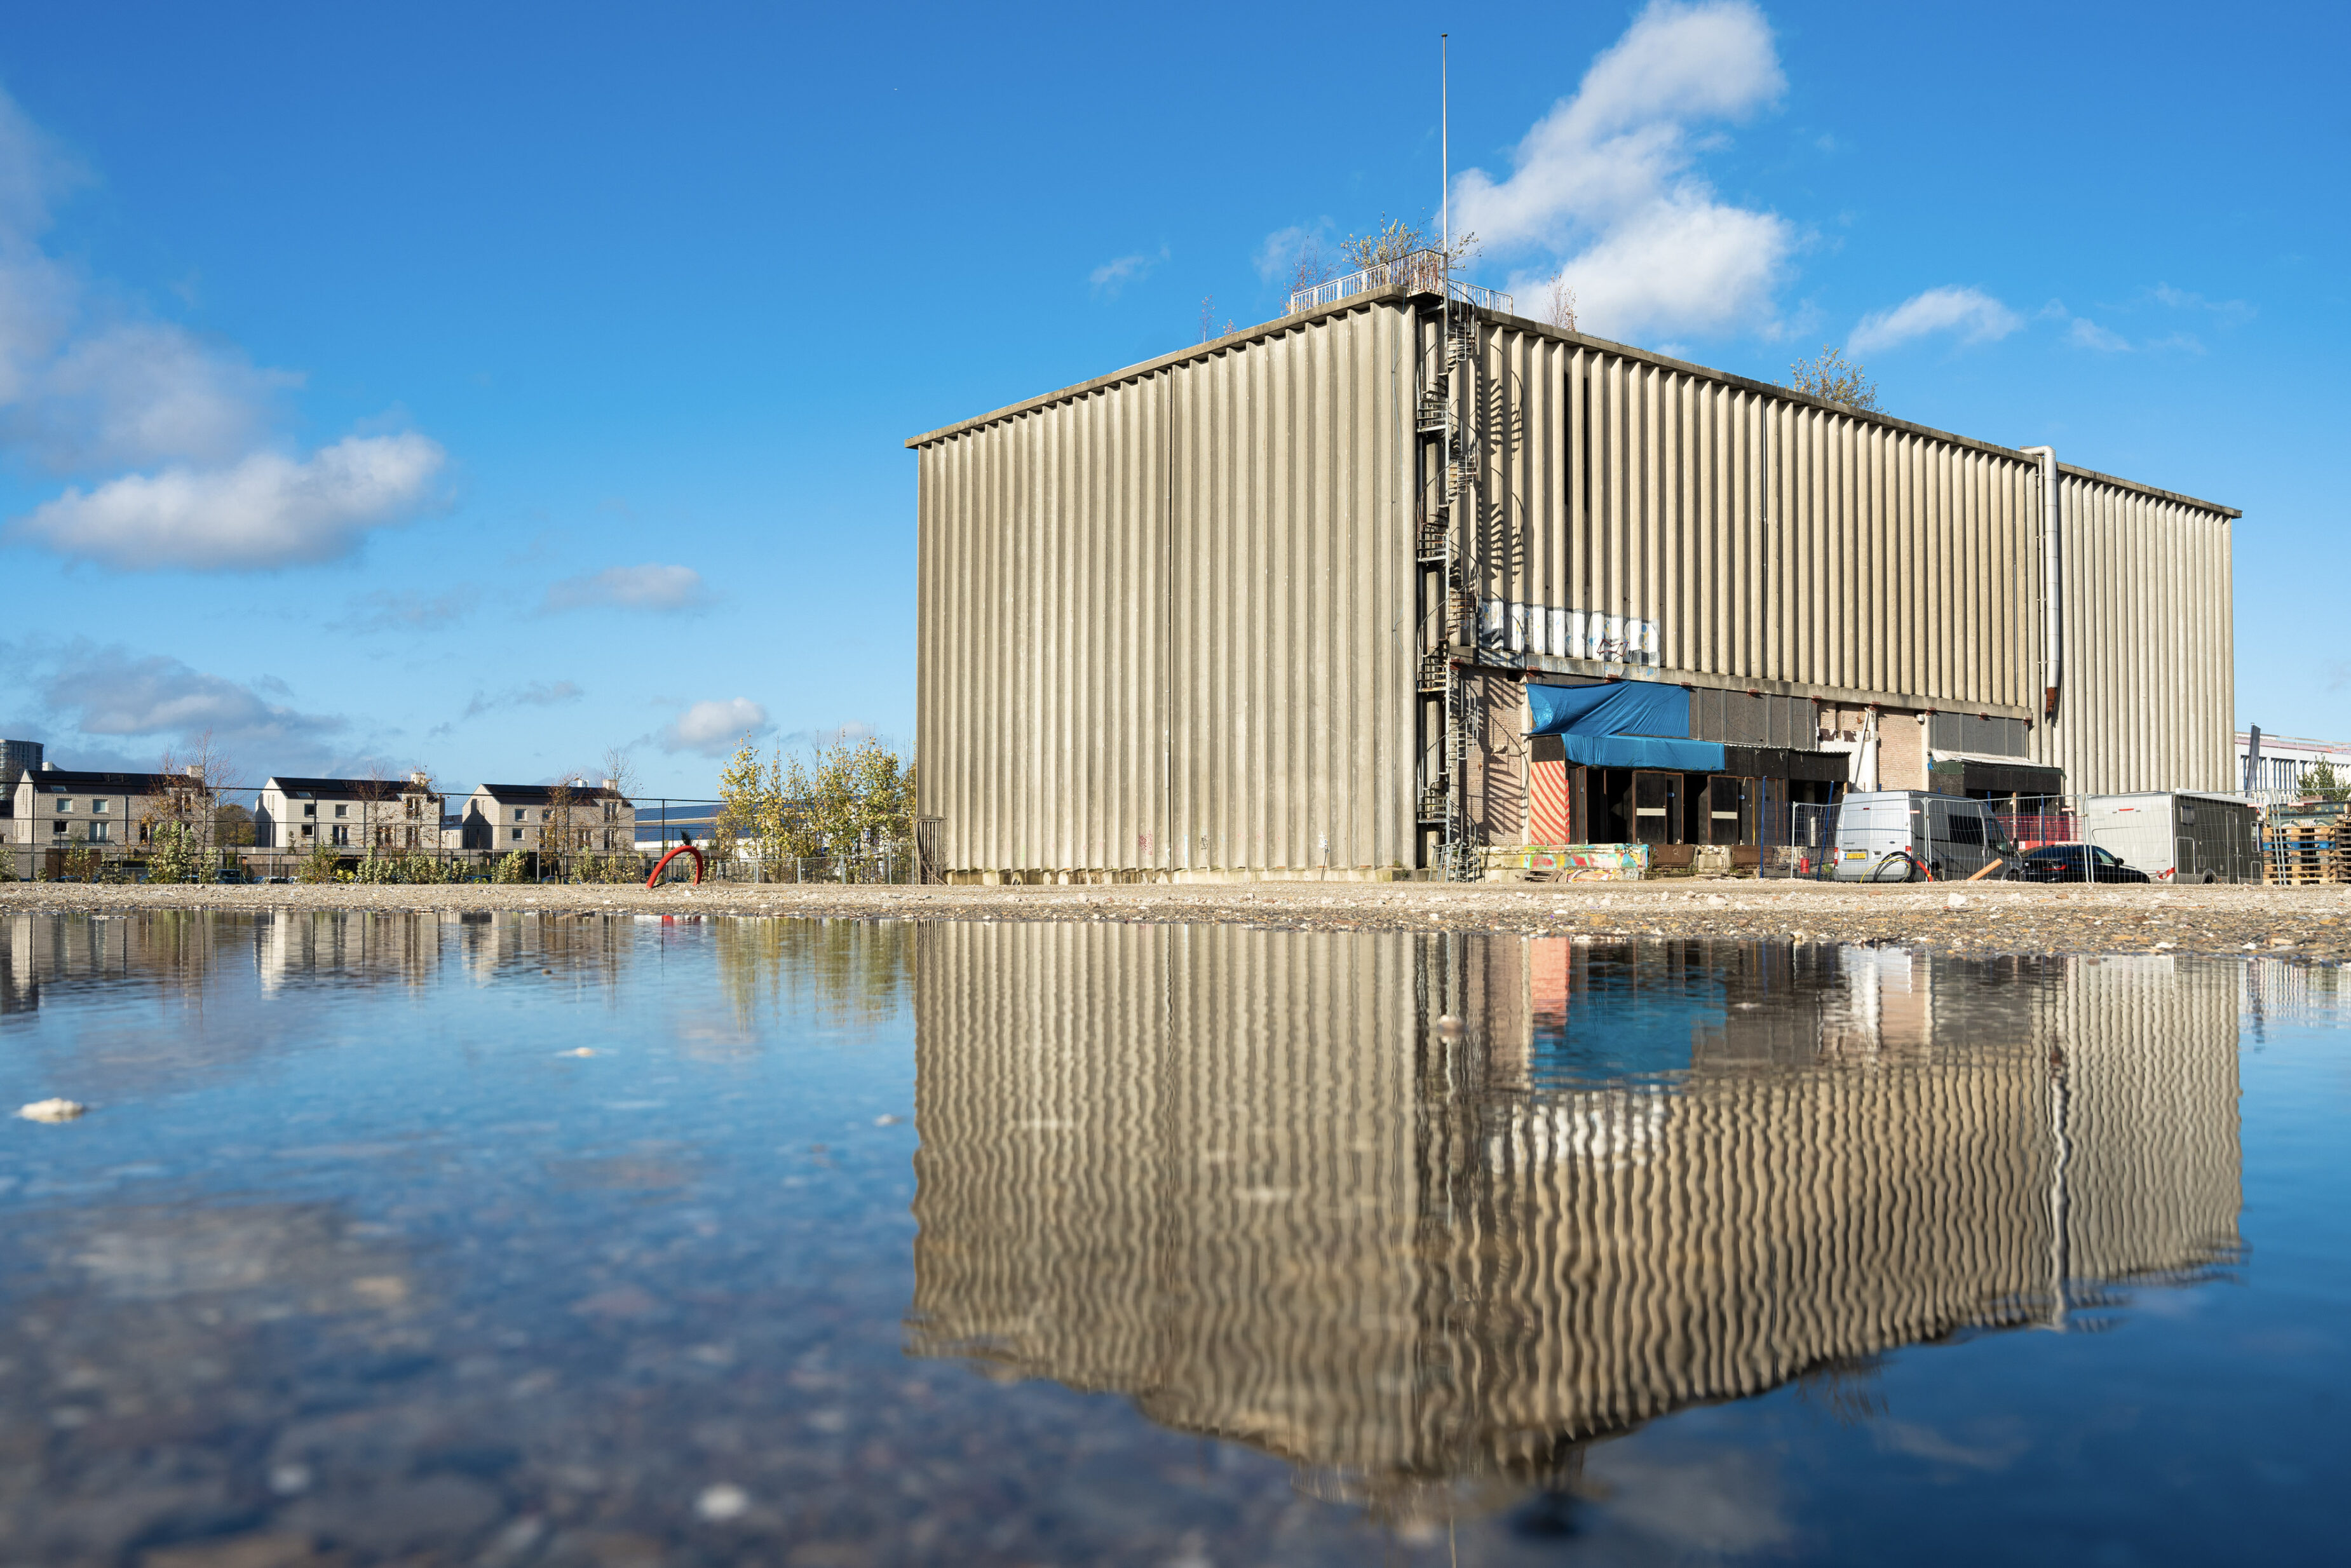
[{"xmin": 916, "ymin": 253, "xmax": 2240, "ymax": 882}]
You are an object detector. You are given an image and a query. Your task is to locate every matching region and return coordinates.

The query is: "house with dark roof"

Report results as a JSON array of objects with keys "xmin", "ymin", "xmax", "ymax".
[
  {"xmin": 257, "ymin": 772, "xmax": 449, "ymax": 852},
  {"xmin": 4, "ymin": 754, "xmax": 194, "ymax": 851},
  {"xmin": 461, "ymin": 780, "xmax": 635, "ymax": 855}
]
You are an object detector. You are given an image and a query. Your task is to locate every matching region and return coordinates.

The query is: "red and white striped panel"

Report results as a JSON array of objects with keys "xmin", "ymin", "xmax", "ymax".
[{"xmin": 1529, "ymin": 759, "xmax": 1571, "ymax": 846}]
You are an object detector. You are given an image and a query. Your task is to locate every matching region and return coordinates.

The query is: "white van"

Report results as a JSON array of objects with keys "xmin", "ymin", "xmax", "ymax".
[{"xmin": 1830, "ymin": 792, "xmax": 2015, "ymax": 882}]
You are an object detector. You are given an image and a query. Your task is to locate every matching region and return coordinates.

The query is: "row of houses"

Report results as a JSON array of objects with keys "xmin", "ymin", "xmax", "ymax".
[{"xmin": 0, "ymin": 740, "xmax": 635, "ymax": 857}]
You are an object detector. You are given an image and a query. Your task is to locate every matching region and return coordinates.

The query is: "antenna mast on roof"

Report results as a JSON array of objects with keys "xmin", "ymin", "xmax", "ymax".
[{"xmin": 1440, "ymin": 33, "xmax": 1449, "ymax": 278}]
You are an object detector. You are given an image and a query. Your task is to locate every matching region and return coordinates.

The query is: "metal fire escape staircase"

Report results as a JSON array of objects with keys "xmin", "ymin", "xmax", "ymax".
[{"xmin": 1417, "ymin": 297, "xmax": 1484, "ymax": 880}]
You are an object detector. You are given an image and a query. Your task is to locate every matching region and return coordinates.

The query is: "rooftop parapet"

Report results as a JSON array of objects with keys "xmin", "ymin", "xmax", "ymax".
[{"xmin": 1285, "ymin": 248, "xmax": 1512, "ymax": 316}]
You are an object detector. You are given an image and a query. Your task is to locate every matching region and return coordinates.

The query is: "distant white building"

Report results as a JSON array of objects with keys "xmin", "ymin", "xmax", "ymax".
[
  {"xmin": 461, "ymin": 780, "xmax": 635, "ymax": 855},
  {"xmin": 2236, "ymin": 730, "xmax": 2351, "ymax": 798},
  {"xmin": 256, "ymin": 773, "xmax": 452, "ymax": 852}
]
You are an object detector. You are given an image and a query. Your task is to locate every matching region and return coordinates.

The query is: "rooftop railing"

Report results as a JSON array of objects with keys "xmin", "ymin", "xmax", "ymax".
[{"xmin": 1285, "ymin": 249, "xmax": 1514, "ymax": 317}]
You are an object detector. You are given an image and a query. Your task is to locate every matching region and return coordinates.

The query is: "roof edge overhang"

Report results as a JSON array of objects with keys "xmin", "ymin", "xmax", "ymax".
[
  {"xmin": 905, "ymin": 291, "xmax": 2240, "ymax": 520},
  {"xmin": 903, "ymin": 288, "xmax": 1411, "ymax": 449}
]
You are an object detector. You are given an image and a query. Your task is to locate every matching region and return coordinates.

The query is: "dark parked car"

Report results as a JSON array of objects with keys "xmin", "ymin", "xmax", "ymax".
[{"xmin": 2019, "ymin": 844, "xmax": 2150, "ymax": 884}]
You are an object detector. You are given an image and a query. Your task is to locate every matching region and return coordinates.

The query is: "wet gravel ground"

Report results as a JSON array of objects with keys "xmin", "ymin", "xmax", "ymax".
[{"xmin": 6, "ymin": 879, "xmax": 2349, "ymax": 963}]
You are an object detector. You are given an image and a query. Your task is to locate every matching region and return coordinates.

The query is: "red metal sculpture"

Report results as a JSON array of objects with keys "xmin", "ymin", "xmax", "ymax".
[{"xmin": 645, "ymin": 841, "xmax": 704, "ymax": 888}]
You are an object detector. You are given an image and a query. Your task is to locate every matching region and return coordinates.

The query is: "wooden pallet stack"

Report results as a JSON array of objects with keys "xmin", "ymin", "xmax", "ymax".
[{"xmin": 2264, "ymin": 821, "xmax": 2340, "ymax": 886}]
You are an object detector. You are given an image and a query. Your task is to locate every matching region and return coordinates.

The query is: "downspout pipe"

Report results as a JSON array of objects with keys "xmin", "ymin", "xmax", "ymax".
[{"xmin": 2019, "ymin": 446, "xmax": 2061, "ymax": 721}]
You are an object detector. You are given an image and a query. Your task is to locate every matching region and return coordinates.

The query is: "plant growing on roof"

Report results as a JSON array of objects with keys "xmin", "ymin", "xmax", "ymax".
[
  {"xmin": 1541, "ymin": 271, "xmax": 1578, "ymax": 332},
  {"xmin": 1786, "ymin": 347, "xmax": 1881, "ymax": 414},
  {"xmin": 1340, "ymin": 214, "xmax": 1478, "ymax": 270}
]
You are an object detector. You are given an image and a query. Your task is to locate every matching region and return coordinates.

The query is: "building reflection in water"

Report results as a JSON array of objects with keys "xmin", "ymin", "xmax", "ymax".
[
  {"xmin": 0, "ymin": 909, "xmax": 652, "ymax": 1013},
  {"xmin": 906, "ymin": 926, "xmax": 2243, "ymax": 1521}
]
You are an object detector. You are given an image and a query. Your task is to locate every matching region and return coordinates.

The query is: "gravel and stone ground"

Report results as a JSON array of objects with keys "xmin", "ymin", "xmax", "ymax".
[{"xmin": 6, "ymin": 879, "xmax": 2350, "ymax": 962}]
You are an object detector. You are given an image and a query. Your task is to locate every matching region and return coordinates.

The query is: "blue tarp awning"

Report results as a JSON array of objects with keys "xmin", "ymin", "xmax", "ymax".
[{"xmin": 1528, "ymin": 680, "xmax": 1727, "ymax": 772}]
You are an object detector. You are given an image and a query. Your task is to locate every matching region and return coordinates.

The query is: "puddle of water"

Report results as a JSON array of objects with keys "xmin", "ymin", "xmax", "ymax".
[{"xmin": 1, "ymin": 910, "xmax": 2346, "ymax": 1565}]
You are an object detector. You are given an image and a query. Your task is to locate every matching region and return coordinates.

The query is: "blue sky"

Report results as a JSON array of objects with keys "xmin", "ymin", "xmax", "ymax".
[{"xmin": 0, "ymin": 1, "xmax": 2343, "ymax": 796}]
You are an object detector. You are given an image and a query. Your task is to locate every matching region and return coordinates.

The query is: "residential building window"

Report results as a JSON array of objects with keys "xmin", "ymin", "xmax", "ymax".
[
  {"xmin": 331, "ymin": 825, "xmax": 349, "ymax": 846},
  {"xmin": 88, "ymin": 823, "xmax": 111, "ymax": 842},
  {"xmin": 513, "ymin": 808, "xmax": 525, "ymax": 823},
  {"xmin": 91, "ymin": 799, "xmax": 110, "ymax": 814},
  {"xmin": 511, "ymin": 827, "xmax": 524, "ymax": 841},
  {"xmin": 301, "ymin": 823, "xmax": 315, "ymax": 839},
  {"xmin": 303, "ymin": 803, "xmax": 317, "ymax": 818},
  {"xmin": 539, "ymin": 809, "xmax": 551, "ymax": 822},
  {"xmin": 51, "ymin": 820, "xmax": 67, "ymax": 836},
  {"xmin": 55, "ymin": 798, "xmax": 72, "ymax": 813},
  {"xmin": 334, "ymin": 804, "xmax": 348, "ymax": 819},
  {"xmin": 405, "ymin": 827, "xmax": 419, "ymax": 848}
]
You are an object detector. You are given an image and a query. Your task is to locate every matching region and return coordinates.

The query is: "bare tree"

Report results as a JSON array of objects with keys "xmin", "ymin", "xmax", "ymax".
[
  {"xmin": 598, "ymin": 745, "xmax": 642, "ymax": 866},
  {"xmin": 600, "ymin": 745, "xmax": 640, "ymax": 808},
  {"xmin": 353, "ymin": 764, "xmax": 395, "ymax": 867},
  {"xmin": 1287, "ymin": 238, "xmax": 1336, "ymax": 297},
  {"xmin": 1787, "ymin": 347, "xmax": 1882, "ymax": 414},
  {"xmin": 1543, "ymin": 271, "xmax": 1578, "ymax": 332},
  {"xmin": 544, "ymin": 776, "xmax": 576, "ymax": 881},
  {"xmin": 147, "ymin": 733, "xmax": 241, "ymax": 881}
]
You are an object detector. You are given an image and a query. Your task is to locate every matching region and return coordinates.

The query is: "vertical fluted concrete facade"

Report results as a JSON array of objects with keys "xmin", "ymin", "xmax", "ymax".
[
  {"xmin": 907, "ymin": 927, "xmax": 2242, "ymax": 1503},
  {"xmin": 913, "ymin": 302, "xmax": 1418, "ymax": 880},
  {"xmin": 912, "ymin": 290, "xmax": 2237, "ymax": 877}
]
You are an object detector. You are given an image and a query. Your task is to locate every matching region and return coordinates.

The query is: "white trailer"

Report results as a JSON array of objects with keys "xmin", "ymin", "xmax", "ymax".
[
  {"xmin": 1830, "ymin": 792, "xmax": 2014, "ymax": 882},
  {"xmin": 2080, "ymin": 792, "xmax": 2262, "ymax": 883}
]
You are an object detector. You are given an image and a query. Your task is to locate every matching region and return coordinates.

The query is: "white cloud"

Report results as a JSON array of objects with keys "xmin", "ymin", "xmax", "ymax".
[
  {"xmin": 0, "ymin": 87, "xmax": 79, "ymax": 237},
  {"xmin": 13, "ymin": 320, "xmax": 299, "ymax": 473},
  {"xmin": 428, "ymin": 679, "xmax": 582, "ymax": 738},
  {"xmin": 0, "ymin": 92, "xmax": 292, "ymax": 475},
  {"xmin": 1453, "ymin": 0, "xmax": 1792, "ymax": 341},
  {"xmin": 2064, "ymin": 316, "xmax": 2130, "ymax": 353},
  {"xmin": 8, "ymin": 433, "xmax": 447, "ymax": 570},
  {"xmin": 1088, "ymin": 247, "xmax": 1165, "ymax": 297},
  {"xmin": 1848, "ymin": 286, "xmax": 2024, "ymax": 355},
  {"xmin": 336, "ymin": 585, "xmax": 480, "ymax": 632},
  {"xmin": 0, "ymin": 84, "xmax": 445, "ymax": 571},
  {"xmin": 1254, "ymin": 224, "xmax": 1343, "ymax": 285},
  {"xmin": 542, "ymin": 562, "xmax": 708, "ymax": 613},
  {"xmin": 2150, "ymin": 283, "xmax": 2254, "ymax": 325},
  {"xmin": 660, "ymin": 698, "xmax": 770, "ymax": 757},
  {"xmin": 28, "ymin": 640, "xmax": 345, "ymax": 756}
]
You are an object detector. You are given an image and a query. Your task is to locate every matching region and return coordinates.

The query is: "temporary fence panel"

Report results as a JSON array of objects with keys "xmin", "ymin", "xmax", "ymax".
[{"xmin": 2082, "ymin": 792, "xmax": 2263, "ymax": 884}]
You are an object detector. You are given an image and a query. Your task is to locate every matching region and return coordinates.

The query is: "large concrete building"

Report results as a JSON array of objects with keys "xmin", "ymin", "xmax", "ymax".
[{"xmin": 910, "ymin": 257, "xmax": 2237, "ymax": 881}]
